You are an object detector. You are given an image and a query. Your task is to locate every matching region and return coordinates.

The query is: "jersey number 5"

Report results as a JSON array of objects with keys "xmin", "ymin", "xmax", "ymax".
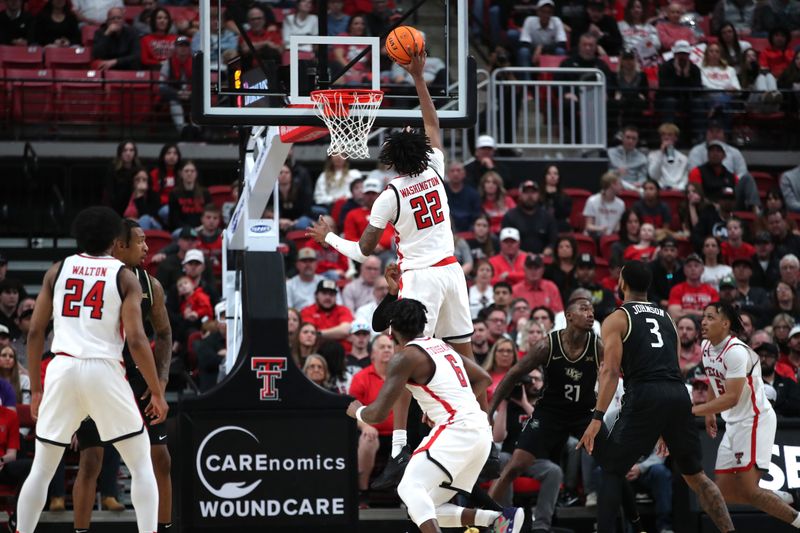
[
  {"xmin": 409, "ymin": 191, "xmax": 445, "ymax": 230},
  {"xmin": 444, "ymin": 354, "xmax": 468, "ymax": 388},
  {"xmin": 62, "ymin": 278, "xmax": 105, "ymax": 320},
  {"xmin": 645, "ymin": 318, "xmax": 664, "ymax": 348}
]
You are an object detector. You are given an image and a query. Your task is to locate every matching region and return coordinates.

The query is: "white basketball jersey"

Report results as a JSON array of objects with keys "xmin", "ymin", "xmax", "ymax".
[
  {"xmin": 405, "ymin": 337, "xmax": 488, "ymax": 429},
  {"xmin": 51, "ymin": 254, "xmax": 126, "ymax": 361},
  {"xmin": 369, "ymin": 148, "xmax": 454, "ymax": 272},
  {"xmin": 702, "ymin": 336, "xmax": 772, "ymax": 423}
]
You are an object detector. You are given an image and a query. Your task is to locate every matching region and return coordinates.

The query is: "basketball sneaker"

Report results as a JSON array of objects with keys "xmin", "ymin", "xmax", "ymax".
[
  {"xmin": 490, "ymin": 507, "xmax": 524, "ymax": 533},
  {"xmin": 370, "ymin": 445, "xmax": 411, "ymax": 490}
]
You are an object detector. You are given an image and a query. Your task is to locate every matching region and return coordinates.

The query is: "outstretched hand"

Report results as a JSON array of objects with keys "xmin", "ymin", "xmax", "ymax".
[
  {"xmin": 306, "ymin": 215, "xmax": 333, "ymax": 247},
  {"xmin": 397, "ymin": 41, "xmax": 426, "ymax": 79},
  {"xmin": 384, "ymin": 263, "xmax": 400, "ymax": 295}
]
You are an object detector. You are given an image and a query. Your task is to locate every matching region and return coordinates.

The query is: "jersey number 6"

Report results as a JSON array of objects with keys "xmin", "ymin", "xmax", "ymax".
[
  {"xmin": 410, "ymin": 191, "xmax": 445, "ymax": 230},
  {"xmin": 62, "ymin": 278, "xmax": 106, "ymax": 320},
  {"xmin": 444, "ymin": 354, "xmax": 468, "ymax": 387}
]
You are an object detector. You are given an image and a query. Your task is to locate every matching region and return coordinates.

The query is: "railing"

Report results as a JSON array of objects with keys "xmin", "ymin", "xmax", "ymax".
[{"xmin": 488, "ymin": 67, "xmax": 608, "ymax": 151}]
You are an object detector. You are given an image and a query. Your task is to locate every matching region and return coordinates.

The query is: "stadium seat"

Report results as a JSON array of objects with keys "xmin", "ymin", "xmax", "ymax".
[
  {"xmin": 750, "ymin": 170, "xmax": 775, "ymax": 196},
  {"xmin": 0, "ymin": 45, "xmax": 43, "ymax": 69},
  {"xmin": 144, "ymin": 229, "xmax": 173, "ymax": 258},
  {"xmin": 124, "ymin": 5, "xmax": 144, "ymax": 23},
  {"xmin": 105, "ymin": 70, "xmax": 155, "ymax": 124},
  {"xmin": 54, "ymin": 69, "xmax": 104, "ymax": 123},
  {"xmin": 675, "ymin": 236, "xmax": 693, "ymax": 258},
  {"xmin": 563, "ymin": 188, "xmax": 591, "ymax": 231},
  {"xmin": 595, "ymin": 257, "xmax": 609, "ymax": 281},
  {"xmin": 743, "ymin": 37, "xmax": 768, "ymax": 51},
  {"xmin": 512, "ymin": 476, "xmax": 542, "ymax": 495},
  {"xmin": 572, "ymin": 232, "xmax": 597, "ymax": 257},
  {"xmin": 456, "ymin": 231, "xmax": 475, "ymax": 241},
  {"xmin": 599, "ymin": 234, "xmax": 620, "ymax": 260},
  {"xmin": 6, "ymin": 67, "xmax": 54, "ymax": 123},
  {"xmin": 44, "ymin": 46, "xmax": 92, "ymax": 69},
  {"xmin": 286, "ymin": 229, "xmax": 309, "ymax": 250},
  {"xmin": 659, "ymin": 189, "xmax": 686, "ymax": 231},
  {"xmin": 618, "ymin": 189, "xmax": 640, "ymax": 210},
  {"xmin": 81, "ymin": 24, "xmax": 100, "ymax": 47},
  {"xmin": 208, "ymin": 185, "xmax": 233, "ymax": 210}
]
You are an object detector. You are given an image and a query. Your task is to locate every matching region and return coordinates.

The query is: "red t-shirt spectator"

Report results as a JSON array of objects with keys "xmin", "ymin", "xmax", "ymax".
[
  {"xmin": 511, "ymin": 279, "xmax": 564, "ymax": 312},
  {"xmin": 301, "ymin": 302, "xmax": 354, "ymax": 351},
  {"xmin": 150, "ymin": 168, "xmax": 176, "ymax": 206},
  {"xmin": 0, "ymin": 407, "xmax": 20, "ymax": 456},
  {"xmin": 140, "ymin": 33, "xmax": 177, "ymax": 68},
  {"xmin": 720, "ymin": 241, "xmax": 755, "ymax": 265},
  {"xmin": 489, "ymin": 253, "xmax": 527, "ymax": 285},
  {"xmin": 240, "ymin": 28, "xmax": 282, "ymax": 51},
  {"xmin": 482, "ymin": 197, "xmax": 516, "ymax": 234},
  {"xmin": 180, "ymin": 287, "xmax": 214, "ymax": 322},
  {"xmin": 343, "ymin": 208, "xmax": 395, "ymax": 251},
  {"xmin": 306, "ymin": 239, "xmax": 350, "ymax": 276},
  {"xmin": 668, "ymin": 282, "xmax": 719, "ymax": 311},
  {"xmin": 760, "ymin": 47, "xmax": 794, "ymax": 77},
  {"xmin": 349, "ymin": 364, "xmax": 394, "ymax": 435},
  {"xmin": 688, "ymin": 167, "xmax": 739, "ymax": 187},
  {"xmin": 623, "ymin": 244, "xmax": 659, "ymax": 262},
  {"xmin": 198, "ymin": 230, "xmax": 223, "ymax": 277}
]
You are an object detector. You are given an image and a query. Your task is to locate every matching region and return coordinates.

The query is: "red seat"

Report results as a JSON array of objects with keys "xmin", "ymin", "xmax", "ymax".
[
  {"xmin": 54, "ymin": 69, "xmax": 104, "ymax": 123},
  {"xmin": 595, "ymin": 257, "xmax": 610, "ymax": 280},
  {"xmin": 208, "ymin": 185, "xmax": 233, "ymax": 210},
  {"xmin": 512, "ymin": 476, "xmax": 542, "ymax": 494},
  {"xmin": 456, "ymin": 231, "xmax": 475, "ymax": 241},
  {"xmin": 675, "ymin": 236, "xmax": 693, "ymax": 258},
  {"xmin": 81, "ymin": 24, "xmax": 100, "ymax": 47},
  {"xmin": 286, "ymin": 229, "xmax": 309, "ymax": 250},
  {"xmin": 105, "ymin": 70, "xmax": 155, "ymax": 124},
  {"xmin": 743, "ymin": 37, "xmax": 769, "ymax": 51},
  {"xmin": 571, "ymin": 232, "xmax": 597, "ymax": 257},
  {"xmin": 599, "ymin": 234, "xmax": 620, "ymax": 260},
  {"xmin": 144, "ymin": 230, "xmax": 173, "ymax": 256},
  {"xmin": 618, "ymin": 189, "xmax": 640, "ymax": 210},
  {"xmin": 44, "ymin": 46, "xmax": 92, "ymax": 69},
  {"xmin": 6, "ymin": 67, "xmax": 54, "ymax": 123},
  {"xmin": 563, "ymin": 188, "xmax": 591, "ymax": 232},
  {"xmin": 0, "ymin": 45, "xmax": 43, "ymax": 68},
  {"xmin": 750, "ymin": 171, "xmax": 775, "ymax": 196},
  {"xmin": 16, "ymin": 404, "xmax": 34, "ymax": 429},
  {"xmin": 659, "ymin": 189, "xmax": 686, "ymax": 231},
  {"xmin": 124, "ymin": 5, "xmax": 144, "ymax": 24}
]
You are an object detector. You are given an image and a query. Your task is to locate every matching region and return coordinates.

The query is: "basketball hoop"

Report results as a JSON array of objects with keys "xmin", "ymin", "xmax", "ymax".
[
  {"xmin": 310, "ymin": 89, "xmax": 384, "ymax": 159},
  {"xmin": 279, "ymin": 104, "xmax": 329, "ymax": 144}
]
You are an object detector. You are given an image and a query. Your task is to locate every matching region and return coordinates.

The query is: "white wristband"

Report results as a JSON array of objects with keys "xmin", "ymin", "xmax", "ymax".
[
  {"xmin": 325, "ymin": 232, "xmax": 369, "ymax": 263},
  {"xmin": 356, "ymin": 406, "xmax": 367, "ymax": 424}
]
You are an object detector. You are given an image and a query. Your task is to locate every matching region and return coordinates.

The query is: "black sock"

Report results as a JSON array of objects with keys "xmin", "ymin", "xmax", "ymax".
[
  {"xmin": 74, "ymin": 529, "xmax": 89, "ymax": 533},
  {"xmin": 157, "ymin": 523, "xmax": 173, "ymax": 533},
  {"xmin": 470, "ymin": 484, "xmax": 503, "ymax": 512}
]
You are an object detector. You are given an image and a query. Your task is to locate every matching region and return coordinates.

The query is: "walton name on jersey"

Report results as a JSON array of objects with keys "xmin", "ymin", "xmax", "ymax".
[
  {"xmin": 630, "ymin": 303, "xmax": 666, "ymax": 316},
  {"xmin": 71, "ymin": 265, "xmax": 110, "ymax": 277},
  {"xmin": 398, "ymin": 175, "xmax": 442, "ymax": 197}
]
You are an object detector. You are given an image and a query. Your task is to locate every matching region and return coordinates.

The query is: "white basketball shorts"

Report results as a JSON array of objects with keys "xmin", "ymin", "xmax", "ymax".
[
  {"xmin": 715, "ymin": 408, "xmax": 777, "ymax": 473},
  {"xmin": 410, "ymin": 423, "xmax": 492, "ymax": 492},
  {"xmin": 399, "ymin": 260, "xmax": 473, "ymax": 342},
  {"xmin": 37, "ymin": 355, "xmax": 145, "ymax": 446}
]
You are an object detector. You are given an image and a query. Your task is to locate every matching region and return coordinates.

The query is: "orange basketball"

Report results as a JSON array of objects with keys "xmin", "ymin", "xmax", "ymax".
[{"xmin": 385, "ymin": 26, "xmax": 425, "ymax": 65}]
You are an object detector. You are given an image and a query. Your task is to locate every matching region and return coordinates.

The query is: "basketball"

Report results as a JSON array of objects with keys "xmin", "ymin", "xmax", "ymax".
[{"xmin": 385, "ymin": 26, "xmax": 425, "ymax": 65}]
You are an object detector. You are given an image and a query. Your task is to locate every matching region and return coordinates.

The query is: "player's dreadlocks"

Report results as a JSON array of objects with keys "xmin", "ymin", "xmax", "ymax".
[
  {"xmin": 389, "ymin": 298, "xmax": 428, "ymax": 342},
  {"xmin": 378, "ymin": 128, "xmax": 433, "ymax": 176},
  {"xmin": 705, "ymin": 301, "xmax": 745, "ymax": 335}
]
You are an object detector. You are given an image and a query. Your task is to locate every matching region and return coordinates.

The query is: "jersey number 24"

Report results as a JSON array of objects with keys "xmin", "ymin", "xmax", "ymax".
[
  {"xmin": 410, "ymin": 191, "xmax": 444, "ymax": 230},
  {"xmin": 62, "ymin": 278, "xmax": 105, "ymax": 320}
]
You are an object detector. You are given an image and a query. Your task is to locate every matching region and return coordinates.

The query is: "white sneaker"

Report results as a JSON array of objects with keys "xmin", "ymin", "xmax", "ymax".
[{"xmin": 585, "ymin": 492, "xmax": 597, "ymax": 506}]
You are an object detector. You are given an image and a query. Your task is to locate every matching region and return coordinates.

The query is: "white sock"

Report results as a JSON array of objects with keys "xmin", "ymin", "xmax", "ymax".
[
  {"xmin": 792, "ymin": 512, "xmax": 800, "ymax": 528},
  {"xmin": 17, "ymin": 440, "xmax": 67, "ymax": 533},
  {"xmin": 115, "ymin": 433, "xmax": 159, "ymax": 533},
  {"xmin": 391, "ymin": 430, "xmax": 407, "ymax": 458},
  {"xmin": 435, "ymin": 503, "xmax": 464, "ymax": 527},
  {"xmin": 474, "ymin": 509, "xmax": 501, "ymax": 527}
]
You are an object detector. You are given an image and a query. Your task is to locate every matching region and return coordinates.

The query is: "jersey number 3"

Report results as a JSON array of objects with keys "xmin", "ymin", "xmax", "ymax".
[
  {"xmin": 444, "ymin": 354, "xmax": 468, "ymax": 388},
  {"xmin": 62, "ymin": 278, "xmax": 105, "ymax": 319},
  {"xmin": 410, "ymin": 191, "xmax": 444, "ymax": 230},
  {"xmin": 645, "ymin": 318, "xmax": 664, "ymax": 348}
]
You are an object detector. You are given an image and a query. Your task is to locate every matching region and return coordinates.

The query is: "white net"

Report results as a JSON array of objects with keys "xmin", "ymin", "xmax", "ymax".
[{"xmin": 311, "ymin": 90, "xmax": 383, "ymax": 160}]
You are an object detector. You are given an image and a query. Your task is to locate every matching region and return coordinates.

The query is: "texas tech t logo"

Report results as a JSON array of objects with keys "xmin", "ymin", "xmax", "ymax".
[
  {"xmin": 251, "ymin": 357, "xmax": 287, "ymax": 400},
  {"xmin": 735, "ymin": 452, "xmax": 744, "ymax": 465}
]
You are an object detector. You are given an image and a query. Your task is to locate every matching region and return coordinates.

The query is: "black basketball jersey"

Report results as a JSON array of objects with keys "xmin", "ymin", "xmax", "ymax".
[
  {"xmin": 123, "ymin": 267, "xmax": 154, "ymax": 374},
  {"xmin": 538, "ymin": 329, "xmax": 599, "ymax": 414},
  {"xmin": 619, "ymin": 301, "xmax": 683, "ymax": 386}
]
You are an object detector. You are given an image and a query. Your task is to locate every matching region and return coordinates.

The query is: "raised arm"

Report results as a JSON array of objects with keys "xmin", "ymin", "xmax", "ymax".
[
  {"xmin": 398, "ymin": 44, "xmax": 442, "ymax": 151},
  {"xmin": 487, "ymin": 337, "xmax": 551, "ymax": 419}
]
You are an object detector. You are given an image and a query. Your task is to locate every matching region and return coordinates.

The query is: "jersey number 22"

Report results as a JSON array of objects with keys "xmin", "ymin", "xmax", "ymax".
[{"xmin": 410, "ymin": 191, "xmax": 444, "ymax": 230}]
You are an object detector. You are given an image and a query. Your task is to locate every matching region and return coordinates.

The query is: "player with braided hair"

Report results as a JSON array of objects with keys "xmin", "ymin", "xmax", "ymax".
[
  {"xmin": 695, "ymin": 302, "xmax": 800, "ymax": 528},
  {"xmin": 346, "ymin": 298, "xmax": 523, "ymax": 533}
]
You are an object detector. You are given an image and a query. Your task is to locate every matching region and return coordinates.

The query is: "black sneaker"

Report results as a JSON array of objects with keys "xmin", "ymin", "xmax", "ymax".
[
  {"xmin": 6, "ymin": 510, "xmax": 15, "ymax": 533},
  {"xmin": 478, "ymin": 444, "xmax": 501, "ymax": 482},
  {"xmin": 370, "ymin": 446, "xmax": 411, "ymax": 490}
]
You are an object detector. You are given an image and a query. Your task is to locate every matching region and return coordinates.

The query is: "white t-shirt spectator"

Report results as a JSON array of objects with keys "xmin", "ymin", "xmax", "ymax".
[
  {"xmin": 282, "ymin": 13, "xmax": 319, "ymax": 53},
  {"xmin": 700, "ymin": 65, "xmax": 741, "ymax": 90},
  {"xmin": 648, "ymin": 148, "xmax": 689, "ymax": 190},
  {"xmin": 313, "ymin": 169, "xmax": 363, "ymax": 205},
  {"xmin": 583, "ymin": 193, "xmax": 626, "ymax": 236},
  {"xmin": 618, "ymin": 21, "xmax": 661, "ymax": 67},
  {"xmin": 286, "ymin": 273, "xmax": 325, "ymax": 310},
  {"xmin": 73, "ymin": 0, "xmax": 123, "ymax": 24},
  {"xmin": 519, "ymin": 15, "xmax": 567, "ymax": 48},
  {"xmin": 468, "ymin": 284, "xmax": 494, "ymax": 320},
  {"xmin": 701, "ymin": 263, "xmax": 732, "ymax": 291}
]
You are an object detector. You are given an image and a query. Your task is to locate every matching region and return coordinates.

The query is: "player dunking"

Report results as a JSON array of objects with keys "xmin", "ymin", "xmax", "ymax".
[
  {"xmin": 487, "ymin": 294, "xmax": 601, "ymax": 510},
  {"xmin": 18, "ymin": 207, "xmax": 168, "ymax": 533},
  {"xmin": 72, "ymin": 218, "xmax": 174, "ymax": 533},
  {"xmin": 308, "ymin": 45, "xmax": 476, "ymax": 482},
  {"xmin": 694, "ymin": 302, "xmax": 800, "ymax": 528},
  {"xmin": 346, "ymin": 298, "xmax": 522, "ymax": 533},
  {"xmin": 577, "ymin": 261, "xmax": 735, "ymax": 533}
]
